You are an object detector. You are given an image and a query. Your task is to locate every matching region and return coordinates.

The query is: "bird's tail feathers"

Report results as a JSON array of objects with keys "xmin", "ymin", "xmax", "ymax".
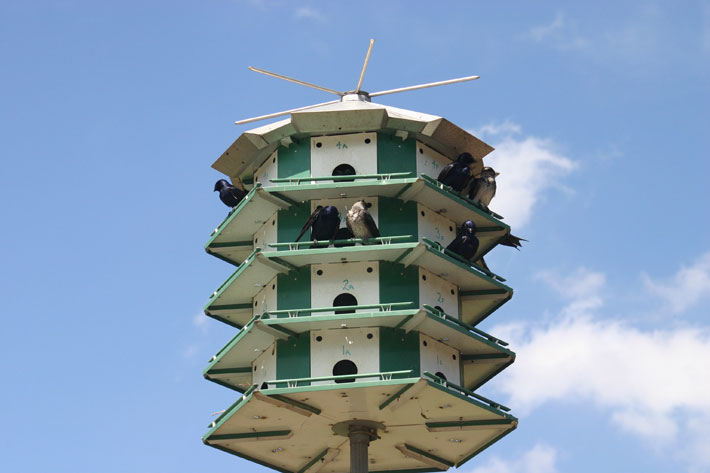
[{"xmin": 499, "ymin": 233, "xmax": 527, "ymax": 250}]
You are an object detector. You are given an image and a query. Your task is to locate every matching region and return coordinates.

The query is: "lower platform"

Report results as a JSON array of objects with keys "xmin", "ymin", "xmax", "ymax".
[{"xmin": 204, "ymin": 375, "xmax": 516, "ymax": 473}]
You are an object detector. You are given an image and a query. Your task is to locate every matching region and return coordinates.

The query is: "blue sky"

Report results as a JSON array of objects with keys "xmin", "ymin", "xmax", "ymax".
[{"xmin": 1, "ymin": 1, "xmax": 709, "ymax": 472}]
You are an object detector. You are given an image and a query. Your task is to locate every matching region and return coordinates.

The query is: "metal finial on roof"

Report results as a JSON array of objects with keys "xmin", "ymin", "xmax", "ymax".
[{"xmin": 235, "ymin": 39, "xmax": 480, "ymax": 126}]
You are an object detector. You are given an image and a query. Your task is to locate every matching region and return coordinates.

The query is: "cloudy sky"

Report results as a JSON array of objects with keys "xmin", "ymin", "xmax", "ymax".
[{"xmin": 1, "ymin": 1, "xmax": 708, "ymax": 472}]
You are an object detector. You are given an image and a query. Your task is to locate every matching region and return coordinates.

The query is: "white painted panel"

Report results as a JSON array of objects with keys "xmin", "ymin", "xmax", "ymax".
[
  {"xmin": 310, "ymin": 328, "xmax": 380, "ymax": 385},
  {"xmin": 419, "ymin": 333, "xmax": 461, "ymax": 385},
  {"xmin": 311, "ymin": 261, "xmax": 380, "ymax": 315},
  {"xmin": 252, "ymin": 275, "xmax": 278, "ymax": 316},
  {"xmin": 253, "ymin": 151, "xmax": 278, "ymax": 187},
  {"xmin": 310, "ymin": 132, "xmax": 377, "ymax": 179},
  {"xmin": 416, "ymin": 141, "xmax": 450, "ymax": 179},
  {"xmin": 252, "ymin": 343, "xmax": 277, "ymax": 390},
  {"xmin": 419, "ymin": 267, "xmax": 459, "ymax": 318},
  {"xmin": 310, "ymin": 196, "xmax": 379, "ymax": 237},
  {"xmin": 417, "ymin": 203, "xmax": 457, "ymax": 247},
  {"xmin": 252, "ymin": 213, "xmax": 278, "ymax": 251}
]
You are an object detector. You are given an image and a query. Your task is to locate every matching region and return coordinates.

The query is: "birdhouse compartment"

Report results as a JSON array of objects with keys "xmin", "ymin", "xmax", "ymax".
[
  {"xmin": 419, "ymin": 267, "xmax": 459, "ymax": 318},
  {"xmin": 310, "ymin": 132, "xmax": 378, "ymax": 180},
  {"xmin": 310, "ymin": 327, "xmax": 380, "ymax": 385},
  {"xmin": 253, "ymin": 213, "xmax": 278, "ymax": 251},
  {"xmin": 252, "ymin": 276, "xmax": 278, "ymax": 316},
  {"xmin": 416, "ymin": 142, "xmax": 451, "ymax": 180},
  {"xmin": 252, "ymin": 343, "xmax": 277, "ymax": 390},
  {"xmin": 253, "ymin": 150, "xmax": 278, "ymax": 187},
  {"xmin": 419, "ymin": 333, "xmax": 461, "ymax": 385},
  {"xmin": 310, "ymin": 262, "xmax": 380, "ymax": 314},
  {"xmin": 416, "ymin": 203, "xmax": 457, "ymax": 247},
  {"xmin": 310, "ymin": 196, "xmax": 379, "ymax": 242}
]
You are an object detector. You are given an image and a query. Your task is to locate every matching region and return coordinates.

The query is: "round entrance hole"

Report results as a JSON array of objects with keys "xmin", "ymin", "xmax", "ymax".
[
  {"xmin": 332, "ymin": 164, "xmax": 356, "ymax": 182},
  {"xmin": 333, "ymin": 293, "xmax": 358, "ymax": 314},
  {"xmin": 333, "ymin": 359, "xmax": 358, "ymax": 383}
]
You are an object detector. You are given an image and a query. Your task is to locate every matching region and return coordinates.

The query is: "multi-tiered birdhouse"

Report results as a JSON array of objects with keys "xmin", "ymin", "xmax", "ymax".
[{"xmin": 202, "ymin": 51, "xmax": 518, "ymax": 473}]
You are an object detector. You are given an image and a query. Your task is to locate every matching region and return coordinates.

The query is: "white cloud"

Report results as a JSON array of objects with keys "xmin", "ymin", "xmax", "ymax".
[
  {"xmin": 475, "ymin": 123, "xmax": 576, "ymax": 229},
  {"xmin": 294, "ymin": 6, "xmax": 326, "ymax": 22},
  {"xmin": 536, "ymin": 267, "xmax": 605, "ymax": 301},
  {"xmin": 467, "ymin": 443, "xmax": 558, "ymax": 473},
  {"xmin": 477, "ymin": 121, "xmax": 521, "ymax": 137},
  {"xmin": 529, "ymin": 13, "xmax": 566, "ymax": 42},
  {"xmin": 527, "ymin": 12, "xmax": 590, "ymax": 51},
  {"xmin": 491, "ymin": 263, "xmax": 710, "ymax": 471},
  {"xmin": 643, "ymin": 252, "xmax": 710, "ymax": 315},
  {"xmin": 526, "ymin": 6, "xmax": 706, "ymax": 69}
]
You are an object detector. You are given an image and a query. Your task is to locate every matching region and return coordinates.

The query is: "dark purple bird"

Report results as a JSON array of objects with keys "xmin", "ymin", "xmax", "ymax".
[
  {"xmin": 296, "ymin": 205, "xmax": 341, "ymax": 248},
  {"xmin": 446, "ymin": 220, "xmax": 479, "ymax": 262},
  {"xmin": 214, "ymin": 179, "xmax": 247, "ymax": 209},
  {"xmin": 437, "ymin": 152, "xmax": 475, "ymax": 192},
  {"xmin": 499, "ymin": 233, "xmax": 527, "ymax": 250}
]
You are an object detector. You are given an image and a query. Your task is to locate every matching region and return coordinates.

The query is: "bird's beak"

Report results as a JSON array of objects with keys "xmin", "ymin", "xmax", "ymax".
[{"xmin": 495, "ymin": 172, "xmax": 500, "ymax": 177}]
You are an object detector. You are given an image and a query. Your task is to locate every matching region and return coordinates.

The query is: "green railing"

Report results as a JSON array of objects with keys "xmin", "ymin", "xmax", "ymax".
[
  {"xmin": 269, "ymin": 172, "xmax": 413, "ymax": 184},
  {"xmin": 422, "ymin": 237, "xmax": 506, "ymax": 282},
  {"xmin": 419, "ymin": 174, "xmax": 505, "ymax": 220},
  {"xmin": 265, "ymin": 370, "xmax": 414, "ymax": 388},
  {"xmin": 261, "ymin": 302, "xmax": 415, "ymax": 319},
  {"xmin": 423, "ymin": 371, "xmax": 511, "ymax": 412},
  {"xmin": 206, "ymin": 248, "xmax": 262, "ymax": 302},
  {"xmin": 422, "ymin": 305, "xmax": 509, "ymax": 347},
  {"xmin": 207, "ymin": 384, "xmax": 257, "ymax": 428},
  {"xmin": 267, "ymin": 235, "xmax": 414, "ymax": 250}
]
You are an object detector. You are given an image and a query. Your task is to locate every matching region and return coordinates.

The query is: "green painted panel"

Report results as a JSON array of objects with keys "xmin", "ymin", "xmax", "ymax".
[
  {"xmin": 379, "ymin": 327, "xmax": 420, "ymax": 379},
  {"xmin": 276, "ymin": 335, "xmax": 310, "ymax": 387},
  {"xmin": 276, "ymin": 201, "xmax": 311, "ymax": 249},
  {"xmin": 378, "ymin": 196, "xmax": 418, "ymax": 242},
  {"xmin": 277, "ymin": 267, "xmax": 311, "ymax": 311},
  {"xmin": 377, "ymin": 132, "xmax": 416, "ymax": 175},
  {"xmin": 277, "ymin": 140, "xmax": 310, "ymax": 179},
  {"xmin": 379, "ymin": 261, "xmax": 419, "ymax": 307}
]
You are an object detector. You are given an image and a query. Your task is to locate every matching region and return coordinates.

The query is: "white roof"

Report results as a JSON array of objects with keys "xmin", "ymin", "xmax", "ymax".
[{"xmin": 212, "ymin": 98, "xmax": 494, "ymax": 179}]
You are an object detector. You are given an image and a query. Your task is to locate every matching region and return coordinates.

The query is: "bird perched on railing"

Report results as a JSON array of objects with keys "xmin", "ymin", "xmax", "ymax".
[
  {"xmin": 465, "ymin": 169, "xmax": 528, "ymax": 250},
  {"xmin": 214, "ymin": 179, "xmax": 247, "ymax": 209},
  {"xmin": 446, "ymin": 220, "xmax": 479, "ymax": 262},
  {"xmin": 437, "ymin": 152, "xmax": 475, "ymax": 192},
  {"xmin": 295, "ymin": 205, "xmax": 341, "ymax": 248},
  {"xmin": 346, "ymin": 200, "xmax": 380, "ymax": 242},
  {"xmin": 468, "ymin": 167, "xmax": 498, "ymax": 207}
]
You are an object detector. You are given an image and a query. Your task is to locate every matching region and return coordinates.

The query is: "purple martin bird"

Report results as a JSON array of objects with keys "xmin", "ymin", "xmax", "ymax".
[
  {"xmin": 446, "ymin": 220, "xmax": 479, "ymax": 262},
  {"xmin": 499, "ymin": 233, "xmax": 527, "ymax": 250},
  {"xmin": 468, "ymin": 167, "xmax": 499, "ymax": 207},
  {"xmin": 437, "ymin": 152, "xmax": 475, "ymax": 192},
  {"xmin": 214, "ymin": 179, "xmax": 247, "ymax": 209},
  {"xmin": 346, "ymin": 200, "xmax": 380, "ymax": 242},
  {"xmin": 295, "ymin": 205, "xmax": 341, "ymax": 248}
]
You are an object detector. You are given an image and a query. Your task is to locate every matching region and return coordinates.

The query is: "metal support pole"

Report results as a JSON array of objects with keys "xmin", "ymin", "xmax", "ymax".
[{"xmin": 348, "ymin": 425, "xmax": 377, "ymax": 473}]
